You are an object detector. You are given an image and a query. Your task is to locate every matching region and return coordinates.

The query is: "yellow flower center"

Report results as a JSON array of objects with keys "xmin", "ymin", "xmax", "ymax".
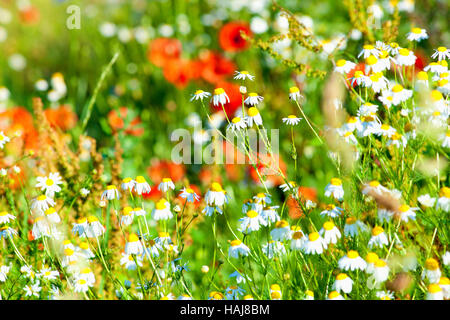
[
  {"xmin": 230, "ymin": 239, "xmax": 242, "ymax": 247},
  {"xmin": 45, "ymin": 207, "xmax": 56, "ymax": 215},
  {"xmin": 431, "ymin": 90, "xmax": 443, "ymax": 101},
  {"xmin": 194, "ymin": 89, "xmax": 204, "ymax": 95},
  {"xmin": 440, "ymin": 187, "xmax": 450, "ymax": 198},
  {"xmin": 305, "ymin": 290, "xmax": 314, "ymax": 297},
  {"xmin": 37, "ymin": 195, "xmax": 47, "ymax": 201},
  {"xmin": 328, "ymin": 291, "xmax": 340, "ymax": 299},
  {"xmin": 275, "ymin": 220, "xmax": 289, "ymax": 228},
  {"xmin": 336, "ymin": 273, "xmax": 348, "ymax": 280},
  {"xmin": 240, "ymin": 70, "xmax": 249, "ymax": 75},
  {"xmin": 155, "ymin": 199, "xmax": 167, "ymax": 210},
  {"xmin": 123, "ymin": 206, "xmax": 133, "ymax": 216},
  {"xmin": 428, "ymin": 284, "xmax": 442, "ymax": 293},
  {"xmin": 375, "ymin": 259, "xmax": 387, "ymax": 267},
  {"xmin": 287, "ymin": 115, "xmax": 297, "ymax": 119},
  {"xmin": 425, "ymin": 258, "xmax": 439, "ymax": 270},
  {"xmin": 232, "ymin": 117, "xmax": 241, "ymax": 124},
  {"xmin": 308, "ymin": 232, "xmax": 319, "ymax": 242},
  {"xmin": 128, "ymin": 233, "xmax": 139, "ymax": 242},
  {"xmin": 123, "ymin": 177, "xmax": 132, "ymax": 183},
  {"xmin": 87, "ymin": 216, "xmax": 99, "ymax": 223},
  {"xmin": 81, "ymin": 267, "xmax": 92, "ymax": 274},
  {"xmin": 271, "ymin": 291, "xmax": 281, "ymax": 299},
  {"xmin": 369, "ymin": 180, "xmax": 380, "ymax": 187},
  {"xmin": 248, "ymin": 93, "xmax": 258, "ymax": 97},
  {"xmin": 392, "ymin": 84, "xmax": 403, "ymax": 92},
  {"xmin": 214, "ymin": 88, "xmax": 225, "ymax": 95},
  {"xmin": 326, "ymin": 204, "xmax": 336, "ymax": 210},
  {"xmin": 399, "ymin": 48, "xmax": 410, "ymax": 56},
  {"xmin": 246, "ymin": 210, "xmax": 258, "ymax": 218},
  {"xmin": 292, "ymin": 231, "xmax": 304, "ymax": 240},
  {"xmin": 398, "ymin": 204, "xmax": 410, "ymax": 212},
  {"xmin": 270, "ymin": 284, "xmax": 281, "ymax": 291},
  {"xmin": 363, "ymin": 44, "xmax": 374, "ymax": 50},
  {"xmin": 366, "ymin": 55, "xmax": 378, "ymax": 65},
  {"xmin": 106, "ymin": 185, "xmax": 116, "ymax": 190},
  {"xmin": 289, "ymin": 87, "xmax": 299, "ymax": 93},
  {"xmin": 45, "ymin": 179, "xmax": 54, "ymax": 186},
  {"xmin": 336, "ymin": 59, "xmax": 346, "ymax": 67},
  {"xmin": 390, "ymin": 42, "xmax": 399, "ymax": 48},
  {"xmin": 135, "ymin": 176, "xmax": 146, "ymax": 183},
  {"xmin": 346, "ymin": 217, "xmax": 356, "ymax": 225},
  {"xmin": 416, "ymin": 71, "xmax": 428, "ymax": 80},
  {"xmin": 248, "ymin": 107, "xmax": 259, "ymax": 117},
  {"xmin": 323, "ymin": 221, "xmax": 335, "ymax": 231},
  {"xmin": 159, "ymin": 232, "xmax": 169, "ymax": 238},
  {"xmin": 0, "ymin": 211, "xmax": 8, "ymax": 216},
  {"xmin": 437, "ymin": 79, "xmax": 448, "ymax": 87},
  {"xmin": 79, "ymin": 242, "xmax": 89, "ymax": 250},
  {"xmin": 354, "ymin": 71, "xmax": 364, "ymax": 78},
  {"xmin": 347, "ymin": 117, "xmax": 357, "ymax": 124},
  {"xmin": 330, "ymin": 178, "xmax": 342, "ymax": 186},
  {"xmin": 64, "ymin": 248, "xmax": 74, "ymax": 256},
  {"xmin": 437, "ymin": 46, "xmax": 447, "ymax": 52},
  {"xmin": 210, "ymin": 182, "xmax": 223, "ymax": 192},
  {"xmin": 347, "ymin": 250, "xmax": 359, "ymax": 259},
  {"xmin": 372, "ymin": 226, "xmax": 384, "ymax": 236},
  {"xmin": 379, "ymin": 50, "xmax": 389, "ymax": 59},
  {"xmin": 411, "ymin": 27, "xmax": 422, "ymax": 34},
  {"xmin": 78, "ymin": 279, "xmax": 87, "ymax": 285}
]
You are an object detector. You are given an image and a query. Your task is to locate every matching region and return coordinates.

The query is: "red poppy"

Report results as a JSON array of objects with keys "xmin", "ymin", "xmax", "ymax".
[
  {"xmin": 107, "ymin": 107, "xmax": 144, "ymax": 136},
  {"xmin": 198, "ymin": 50, "xmax": 236, "ymax": 84},
  {"xmin": 0, "ymin": 107, "xmax": 39, "ymax": 152},
  {"xmin": 19, "ymin": 6, "xmax": 40, "ymax": 24},
  {"xmin": 44, "ymin": 105, "xmax": 78, "ymax": 131},
  {"xmin": 287, "ymin": 186, "xmax": 318, "ymax": 219},
  {"xmin": 211, "ymin": 81, "xmax": 242, "ymax": 116},
  {"xmin": 219, "ymin": 22, "xmax": 252, "ymax": 52},
  {"xmin": 141, "ymin": 187, "xmax": 163, "ymax": 201},
  {"xmin": 147, "ymin": 159, "xmax": 185, "ymax": 185},
  {"xmin": 147, "ymin": 38, "xmax": 182, "ymax": 68},
  {"xmin": 162, "ymin": 59, "xmax": 195, "ymax": 88}
]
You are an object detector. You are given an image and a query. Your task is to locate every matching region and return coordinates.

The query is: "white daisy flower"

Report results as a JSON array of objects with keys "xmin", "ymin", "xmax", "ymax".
[
  {"xmin": 190, "ymin": 89, "xmax": 211, "ymax": 102},
  {"xmin": 358, "ymin": 44, "xmax": 381, "ymax": 59},
  {"xmin": 44, "ymin": 207, "xmax": 61, "ymax": 224},
  {"xmin": 288, "ymin": 86, "xmax": 302, "ymax": 101},
  {"xmin": 333, "ymin": 273, "xmax": 353, "ymax": 294},
  {"xmin": 85, "ymin": 216, "xmax": 105, "ymax": 238},
  {"xmin": 290, "ymin": 228, "xmax": 306, "ymax": 251},
  {"xmin": 427, "ymin": 284, "xmax": 444, "ymax": 300},
  {"xmin": 262, "ymin": 240, "xmax": 286, "ymax": 258},
  {"xmin": 152, "ymin": 199, "xmax": 173, "ymax": 221},
  {"xmin": 211, "ymin": 88, "xmax": 230, "ymax": 106},
  {"xmin": 397, "ymin": 204, "xmax": 418, "ymax": 222},
  {"xmin": 302, "ymin": 232, "xmax": 327, "ymax": 255},
  {"xmin": 31, "ymin": 195, "xmax": 55, "ymax": 214},
  {"xmin": 234, "ymin": 70, "xmax": 255, "ymax": 81},
  {"xmin": 238, "ymin": 210, "xmax": 266, "ymax": 234},
  {"xmin": 227, "ymin": 116, "xmax": 247, "ymax": 132},
  {"xmin": 245, "ymin": 107, "xmax": 263, "ymax": 126},
  {"xmin": 431, "ymin": 46, "xmax": 450, "ymax": 61},
  {"xmin": 134, "ymin": 176, "xmax": 151, "ymax": 195},
  {"xmin": 319, "ymin": 221, "xmax": 341, "ymax": 245},
  {"xmin": 334, "ymin": 59, "xmax": 356, "ymax": 74},
  {"xmin": 270, "ymin": 220, "xmax": 290, "ymax": 241},
  {"xmin": 368, "ymin": 226, "xmax": 389, "ymax": 248},
  {"xmin": 422, "ymin": 258, "xmax": 441, "ymax": 283},
  {"xmin": 373, "ymin": 259, "xmax": 390, "ymax": 283},
  {"xmin": 324, "ymin": 178, "xmax": 344, "ymax": 201},
  {"xmin": 121, "ymin": 178, "xmax": 135, "ymax": 192},
  {"xmin": 260, "ymin": 206, "xmax": 281, "ymax": 226},
  {"xmin": 228, "ymin": 239, "xmax": 250, "ymax": 258},
  {"xmin": 417, "ymin": 194, "xmax": 436, "ymax": 208},
  {"xmin": 338, "ymin": 250, "xmax": 367, "ymax": 271},
  {"xmin": 101, "ymin": 185, "xmax": 120, "ymax": 200},
  {"xmin": 320, "ymin": 204, "xmax": 344, "ymax": 218},
  {"xmin": 436, "ymin": 187, "xmax": 450, "ymax": 212},
  {"xmin": 406, "ymin": 27, "xmax": 428, "ymax": 42},
  {"xmin": 125, "ymin": 233, "xmax": 144, "ymax": 255},
  {"xmin": 327, "ymin": 291, "xmax": 345, "ymax": 300},
  {"xmin": 282, "ymin": 115, "xmax": 302, "ymax": 126},
  {"xmin": 120, "ymin": 206, "xmax": 134, "ymax": 227},
  {"xmin": 0, "ymin": 211, "xmax": 15, "ymax": 224},
  {"xmin": 0, "ymin": 131, "xmax": 10, "ymax": 149},
  {"xmin": 395, "ymin": 48, "xmax": 416, "ymax": 66},
  {"xmin": 24, "ymin": 281, "xmax": 42, "ymax": 297},
  {"xmin": 376, "ymin": 290, "xmax": 394, "ymax": 300},
  {"xmin": 344, "ymin": 217, "xmax": 368, "ymax": 237}
]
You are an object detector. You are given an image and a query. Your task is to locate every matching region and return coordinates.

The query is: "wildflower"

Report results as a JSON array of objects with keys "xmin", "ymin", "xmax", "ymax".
[
  {"xmin": 208, "ymin": 291, "xmax": 224, "ymax": 300},
  {"xmin": 227, "ymin": 116, "xmax": 247, "ymax": 132},
  {"xmin": 344, "ymin": 217, "xmax": 368, "ymax": 237},
  {"xmin": 368, "ymin": 226, "xmax": 389, "ymax": 248},
  {"xmin": 0, "ymin": 265, "xmax": 10, "ymax": 282},
  {"xmin": 390, "ymin": 84, "xmax": 413, "ymax": 105},
  {"xmin": 132, "ymin": 207, "xmax": 146, "ymax": 217},
  {"xmin": 234, "ymin": 70, "xmax": 255, "ymax": 81},
  {"xmin": 288, "ymin": 86, "xmax": 302, "ymax": 101},
  {"xmin": 125, "ymin": 233, "xmax": 144, "ymax": 255},
  {"xmin": 279, "ymin": 181, "xmax": 296, "ymax": 193},
  {"xmin": 395, "ymin": 48, "xmax": 416, "ymax": 66},
  {"xmin": 304, "ymin": 290, "xmax": 314, "ymax": 300},
  {"xmin": 31, "ymin": 195, "xmax": 55, "ymax": 214},
  {"xmin": 349, "ymin": 70, "xmax": 368, "ymax": 86},
  {"xmin": 270, "ymin": 220, "xmax": 290, "ymax": 241},
  {"xmin": 427, "ymin": 284, "xmax": 444, "ymax": 300},
  {"xmin": 431, "ymin": 47, "xmax": 450, "ymax": 61},
  {"xmin": 324, "ymin": 178, "xmax": 344, "ymax": 201},
  {"xmin": 270, "ymin": 284, "xmax": 282, "ymax": 300},
  {"xmin": 43, "ymin": 207, "xmax": 60, "ymax": 224},
  {"xmin": 179, "ymin": 187, "xmax": 200, "ymax": 203},
  {"xmin": 373, "ymin": 259, "xmax": 390, "ymax": 283},
  {"xmin": 338, "ymin": 250, "xmax": 367, "ymax": 271},
  {"xmin": 282, "ymin": 115, "xmax": 302, "ymax": 126},
  {"xmin": 238, "ymin": 210, "xmax": 265, "ymax": 233},
  {"xmin": 77, "ymin": 267, "xmax": 96, "ymax": 286},
  {"xmin": 101, "ymin": 185, "xmax": 120, "ymax": 200},
  {"xmin": 121, "ymin": 178, "xmax": 135, "ymax": 192},
  {"xmin": 320, "ymin": 204, "xmax": 343, "ymax": 218},
  {"xmin": 24, "ymin": 281, "xmax": 42, "ymax": 298},
  {"xmin": 333, "ymin": 273, "xmax": 353, "ymax": 294},
  {"xmin": 120, "ymin": 206, "xmax": 134, "ymax": 226},
  {"xmin": 205, "ymin": 182, "xmax": 228, "ymax": 207},
  {"xmin": 366, "ymin": 72, "xmax": 389, "ymax": 93},
  {"xmin": 85, "ymin": 216, "xmax": 105, "ymax": 238},
  {"xmin": 120, "ymin": 252, "xmax": 143, "ymax": 270},
  {"xmin": 74, "ymin": 278, "xmax": 91, "ymax": 294},
  {"xmin": 178, "ymin": 294, "xmax": 193, "ymax": 300},
  {"xmin": 436, "ymin": 187, "xmax": 450, "ymax": 212},
  {"xmin": 155, "ymin": 232, "xmax": 172, "ymax": 247},
  {"xmin": 260, "ymin": 206, "xmax": 280, "ymax": 226},
  {"xmin": 0, "ymin": 226, "xmax": 17, "ymax": 240},
  {"xmin": 211, "ymin": 88, "xmax": 230, "ymax": 106},
  {"xmin": 362, "ymin": 180, "xmax": 390, "ymax": 195},
  {"xmin": 201, "ymin": 265, "xmax": 209, "ymax": 273},
  {"xmin": 302, "ymin": 232, "xmax": 327, "ymax": 255},
  {"xmin": 424, "ymin": 62, "xmax": 447, "ymax": 74},
  {"xmin": 443, "ymin": 251, "xmax": 450, "ymax": 266},
  {"xmin": 440, "ymin": 130, "xmax": 450, "ymax": 148},
  {"xmin": 0, "ymin": 131, "xmax": 10, "ymax": 149},
  {"xmin": 386, "ymin": 132, "xmax": 407, "ymax": 149},
  {"xmin": 327, "ymin": 291, "xmax": 345, "ymax": 300},
  {"xmin": 438, "ymin": 277, "xmax": 450, "ymax": 299},
  {"xmin": 157, "ymin": 178, "xmax": 175, "ymax": 193},
  {"xmin": 225, "ymin": 285, "xmax": 245, "ymax": 300},
  {"xmin": 35, "ymin": 172, "xmax": 63, "ymax": 197},
  {"xmin": 0, "ymin": 211, "xmax": 15, "ymax": 224},
  {"xmin": 218, "ymin": 22, "xmax": 251, "ymax": 52},
  {"xmin": 376, "ymin": 290, "xmax": 394, "ymax": 300},
  {"xmin": 334, "ymin": 59, "xmax": 356, "ymax": 74},
  {"xmin": 417, "ymin": 194, "xmax": 436, "ymax": 208},
  {"xmin": 358, "ymin": 44, "xmax": 380, "ymax": 59},
  {"xmin": 152, "ymin": 199, "xmax": 173, "ymax": 221},
  {"xmin": 319, "ymin": 221, "xmax": 341, "ymax": 246},
  {"xmin": 80, "ymin": 188, "xmax": 90, "ymax": 197},
  {"xmin": 244, "ymin": 93, "xmax": 264, "ymax": 106},
  {"xmin": 32, "ymin": 216, "xmax": 50, "ymax": 240},
  {"xmin": 134, "ymin": 176, "xmax": 151, "ymax": 195},
  {"xmin": 406, "ymin": 27, "xmax": 428, "ymax": 42},
  {"xmin": 72, "ymin": 217, "xmax": 88, "ymax": 237},
  {"xmin": 20, "ymin": 265, "xmax": 37, "ymax": 280},
  {"xmin": 246, "ymin": 107, "xmax": 263, "ymax": 126},
  {"xmin": 290, "ymin": 228, "xmax": 306, "ymax": 250},
  {"xmin": 365, "ymin": 55, "xmax": 386, "ymax": 73},
  {"xmin": 262, "ymin": 240, "xmax": 286, "ymax": 258},
  {"xmin": 422, "ymin": 258, "xmax": 441, "ymax": 283},
  {"xmin": 78, "ymin": 241, "xmax": 95, "ymax": 259},
  {"xmin": 397, "ymin": 204, "xmax": 418, "ymax": 222},
  {"xmin": 190, "ymin": 90, "xmax": 211, "ymax": 102}
]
